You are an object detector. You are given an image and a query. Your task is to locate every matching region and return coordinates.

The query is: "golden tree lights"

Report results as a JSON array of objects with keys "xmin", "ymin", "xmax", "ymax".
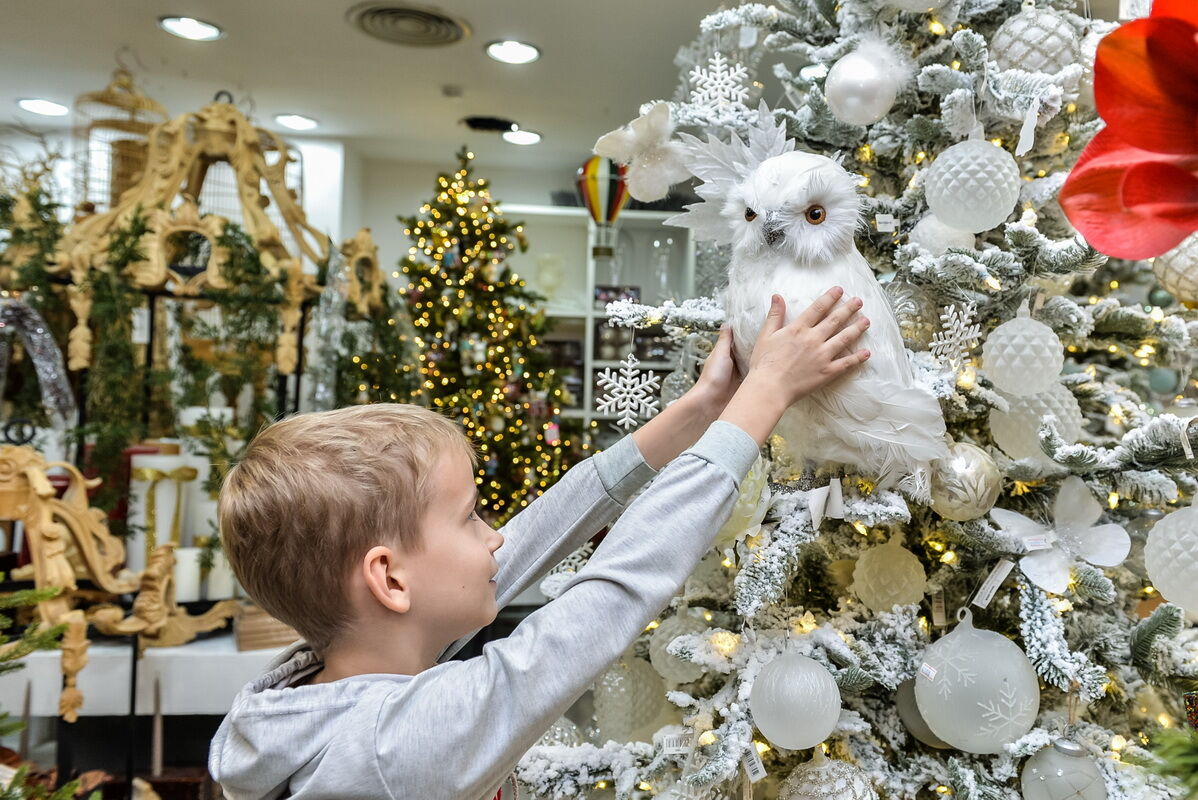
[{"xmin": 398, "ymin": 148, "xmax": 581, "ymax": 523}]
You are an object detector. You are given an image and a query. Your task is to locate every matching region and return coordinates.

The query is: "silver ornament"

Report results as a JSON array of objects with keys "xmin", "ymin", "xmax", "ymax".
[
  {"xmin": 825, "ymin": 50, "xmax": 900, "ymax": 126},
  {"xmin": 537, "ymin": 716, "xmax": 585, "ymax": 747},
  {"xmin": 1152, "ymin": 233, "xmax": 1198, "ymax": 304},
  {"xmin": 851, "ymin": 535, "xmax": 927, "ymax": 612},
  {"xmin": 884, "ymin": 279, "xmax": 938, "ymax": 351},
  {"xmin": 925, "ymin": 139, "xmax": 1022, "ymax": 233},
  {"xmin": 991, "ymin": 0, "xmax": 1081, "ymax": 76},
  {"xmin": 982, "ymin": 304, "xmax": 1064, "ymax": 396},
  {"xmin": 895, "ymin": 679, "xmax": 950, "ymax": 749},
  {"xmin": 930, "ymin": 441, "xmax": 1002, "ymax": 521},
  {"xmin": 908, "ymin": 214, "xmax": 974, "ymax": 256},
  {"xmin": 1021, "ymin": 739, "xmax": 1108, "ymax": 800},
  {"xmin": 779, "ymin": 750, "xmax": 878, "ymax": 800},
  {"xmin": 989, "ymin": 383, "xmax": 1084, "ymax": 465},
  {"xmin": 648, "ymin": 614, "xmax": 708, "ymax": 684},
  {"xmin": 1145, "ymin": 506, "xmax": 1198, "ymax": 615},
  {"xmin": 750, "ymin": 653, "xmax": 841, "ymax": 750}
]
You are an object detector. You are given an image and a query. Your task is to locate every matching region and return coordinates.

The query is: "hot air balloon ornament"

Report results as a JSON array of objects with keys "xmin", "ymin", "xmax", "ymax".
[{"xmin": 577, "ymin": 155, "xmax": 632, "ymax": 284}]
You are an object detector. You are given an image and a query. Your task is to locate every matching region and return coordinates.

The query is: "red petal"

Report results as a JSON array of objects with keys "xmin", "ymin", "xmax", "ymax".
[
  {"xmin": 1152, "ymin": 0, "xmax": 1198, "ymax": 27},
  {"xmin": 1060, "ymin": 129, "xmax": 1194, "ymax": 259},
  {"xmin": 1123, "ymin": 161, "xmax": 1198, "ymax": 226},
  {"xmin": 1095, "ymin": 18, "xmax": 1198, "ymax": 154}
]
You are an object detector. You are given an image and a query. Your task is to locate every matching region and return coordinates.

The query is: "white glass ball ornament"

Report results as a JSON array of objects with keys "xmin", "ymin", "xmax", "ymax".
[
  {"xmin": 930, "ymin": 441, "xmax": 1002, "ymax": 521},
  {"xmin": 991, "ymin": 0, "xmax": 1081, "ymax": 76},
  {"xmin": 924, "ymin": 139, "xmax": 1022, "ymax": 233},
  {"xmin": 887, "ymin": 0, "xmax": 947, "ymax": 11},
  {"xmin": 989, "ymin": 383, "xmax": 1084, "ymax": 465},
  {"xmin": 1021, "ymin": 739, "xmax": 1109, "ymax": 800},
  {"xmin": 537, "ymin": 716, "xmax": 586, "ymax": 747},
  {"xmin": 1152, "ymin": 233, "xmax": 1198, "ymax": 304},
  {"xmin": 914, "ymin": 608, "xmax": 1040, "ymax": 754},
  {"xmin": 779, "ymin": 750, "xmax": 878, "ymax": 800},
  {"xmin": 648, "ymin": 614, "xmax": 708, "ymax": 684},
  {"xmin": 884, "ymin": 279, "xmax": 938, "ymax": 351},
  {"xmin": 982, "ymin": 303, "xmax": 1064, "ymax": 397},
  {"xmin": 594, "ymin": 655, "xmax": 666, "ymax": 743},
  {"xmin": 1144, "ymin": 505, "xmax": 1198, "ymax": 615},
  {"xmin": 895, "ymin": 679, "xmax": 950, "ymax": 748},
  {"xmin": 750, "ymin": 653, "xmax": 842, "ymax": 750},
  {"xmin": 825, "ymin": 49, "xmax": 902, "ymax": 126},
  {"xmin": 851, "ymin": 535, "xmax": 927, "ymax": 612},
  {"xmin": 908, "ymin": 214, "xmax": 975, "ymax": 255}
]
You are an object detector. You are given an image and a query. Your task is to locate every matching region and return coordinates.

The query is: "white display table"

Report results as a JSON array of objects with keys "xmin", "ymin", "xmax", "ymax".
[{"xmin": 0, "ymin": 634, "xmax": 285, "ymax": 717}]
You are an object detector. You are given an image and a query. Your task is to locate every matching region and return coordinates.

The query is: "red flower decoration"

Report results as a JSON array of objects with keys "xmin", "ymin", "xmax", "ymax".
[{"xmin": 1059, "ymin": 0, "xmax": 1198, "ymax": 260}]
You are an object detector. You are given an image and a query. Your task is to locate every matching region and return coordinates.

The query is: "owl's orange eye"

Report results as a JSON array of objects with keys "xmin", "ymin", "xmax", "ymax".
[
  {"xmin": 805, "ymin": 205, "xmax": 826, "ymax": 225},
  {"xmin": 745, "ymin": 208, "xmax": 757, "ymax": 221}
]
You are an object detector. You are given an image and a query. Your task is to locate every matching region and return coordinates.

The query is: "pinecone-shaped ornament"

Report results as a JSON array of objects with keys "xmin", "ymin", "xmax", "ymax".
[
  {"xmin": 990, "ymin": 0, "xmax": 1080, "ymax": 75},
  {"xmin": 1152, "ymin": 233, "xmax": 1198, "ymax": 304},
  {"xmin": 989, "ymin": 383, "xmax": 1084, "ymax": 464},
  {"xmin": 779, "ymin": 750, "xmax": 877, "ymax": 800},
  {"xmin": 1145, "ymin": 505, "xmax": 1198, "ymax": 615},
  {"xmin": 924, "ymin": 139, "xmax": 1021, "ymax": 233},
  {"xmin": 981, "ymin": 302, "xmax": 1064, "ymax": 396}
]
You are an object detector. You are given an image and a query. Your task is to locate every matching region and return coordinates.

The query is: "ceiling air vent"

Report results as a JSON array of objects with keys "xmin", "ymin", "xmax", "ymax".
[{"xmin": 346, "ymin": 2, "xmax": 471, "ymax": 47}]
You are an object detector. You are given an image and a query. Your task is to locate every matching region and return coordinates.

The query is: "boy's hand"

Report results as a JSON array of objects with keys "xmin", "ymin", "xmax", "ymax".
[{"xmin": 688, "ymin": 325, "xmax": 742, "ymax": 418}]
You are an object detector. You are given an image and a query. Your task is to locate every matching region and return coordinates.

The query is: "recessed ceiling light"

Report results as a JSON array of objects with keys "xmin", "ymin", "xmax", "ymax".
[
  {"xmin": 274, "ymin": 114, "xmax": 319, "ymax": 131},
  {"xmin": 16, "ymin": 98, "xmax": 69, "ymax": 117},
  {"xmin": 502, "ymin": 128, "xmax": 541, "ymax": 145},
  {"xmin": 158, "ymin": 16, "xmax": 224, "ymax": 41},
  {"xmin": 486, "ymin": 40, "xmax": 540, "ymax": 64}
]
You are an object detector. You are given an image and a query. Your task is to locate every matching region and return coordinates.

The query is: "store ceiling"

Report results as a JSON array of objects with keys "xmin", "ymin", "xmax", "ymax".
[{"xmin": 2, "ymin": 0, "xmax": 1121, "ymax": 172}]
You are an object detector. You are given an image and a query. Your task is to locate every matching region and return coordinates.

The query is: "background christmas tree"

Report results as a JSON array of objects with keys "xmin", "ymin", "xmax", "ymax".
[
  {"xmin": 398, "ymin": 148, "xmax": 580, "ymax": 524},
  {"xmin": 515, "ymin": 2, "xmax": 1198, "ymax": 799}
]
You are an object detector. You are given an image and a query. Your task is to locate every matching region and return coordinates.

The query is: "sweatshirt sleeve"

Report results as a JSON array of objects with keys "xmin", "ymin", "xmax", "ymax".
[
  {"xmin": 438, "ymin": 433, "xmax": 659, "ymax": 662},
  {"xmin": 375, "ymin": 421, "xmax": 760, "ymax": 800}
]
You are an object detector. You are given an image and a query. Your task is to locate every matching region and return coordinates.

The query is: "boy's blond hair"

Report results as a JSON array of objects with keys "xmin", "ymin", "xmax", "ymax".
[{"xmin": 219, "ymin": 403, "xmax": 477, "ymax": 653}]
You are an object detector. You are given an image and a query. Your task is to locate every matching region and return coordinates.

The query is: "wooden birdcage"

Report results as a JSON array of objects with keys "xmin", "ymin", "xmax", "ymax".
[{"xmin": 72, "ymin": 69, "xmax": 169, "ymax": 215}]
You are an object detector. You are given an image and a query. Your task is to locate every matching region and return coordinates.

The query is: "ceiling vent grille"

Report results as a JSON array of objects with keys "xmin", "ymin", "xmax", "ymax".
[{"xmin": 346, "ymin": 3, "xmax": 470, "ymax": 47}]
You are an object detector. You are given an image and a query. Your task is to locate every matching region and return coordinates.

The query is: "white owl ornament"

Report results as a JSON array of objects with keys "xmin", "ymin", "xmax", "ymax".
[{"xmin": 668, "ymin": 105, "xmax": 948, "ymax": 496}]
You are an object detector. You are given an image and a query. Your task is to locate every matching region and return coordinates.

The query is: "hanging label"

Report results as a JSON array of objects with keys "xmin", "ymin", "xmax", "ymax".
[
  {"xmin": 662, "ymin": 733, "xmax": 692, "ymax": 756},
  {"xmin": 874, "ymin": 213, "xmax": 898, "ymax": 233},
  {"xmin": 1023, "ymin": 533, "xmax": 1053, "ymax": 552},
  {"xmin": 1016, "ymin": 95, "xmax": 1042, "ymax": 157},
  {"xmin": 1032, "ymin": 290, "xmax": 1046, "ymax": 314},
  {"xmin": 972, "ymin": 558, "xmax": 1016, "ymax": 609},
  {"xmin": 739, "ymin": 25, "xmax": 759, "ymax": 49},
  {"xmin": 1118, "ymin": 0, "xmax": 1151, "ymax": 19},
  {"xmin": 1182, "ymin": 421, "xmax": 1195, "ymax": 460},
  {"xmin": 742, "ymin": 747, "xmax": 767, "ymax": 784},
  {"xmin": 931, "ymin": 590, "xmax": 947, "ymax": 627},
  {"xmin": 919, "ymin": 662, "xmax": 938, "ymax": 681},
  {"xmin": 131, "ymin": 307, "xmax": 151, "ymax": 345}
]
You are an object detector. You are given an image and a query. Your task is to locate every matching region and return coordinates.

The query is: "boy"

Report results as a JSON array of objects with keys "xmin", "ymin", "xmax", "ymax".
[{"xmin": 209, "ymin": 289, "xmax": 869, "ymax": 799}]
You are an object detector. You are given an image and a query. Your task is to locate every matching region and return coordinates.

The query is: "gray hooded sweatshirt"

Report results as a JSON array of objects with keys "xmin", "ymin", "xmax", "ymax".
[{"xmin": 208, "ymin": 420, "xmax": 759, "ymax": 800}]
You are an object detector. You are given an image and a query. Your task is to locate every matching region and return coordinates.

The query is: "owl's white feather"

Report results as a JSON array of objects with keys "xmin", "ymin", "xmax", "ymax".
[{"xmin": 691, "ymin": 126, "xmax": 948, "ymax": 494}]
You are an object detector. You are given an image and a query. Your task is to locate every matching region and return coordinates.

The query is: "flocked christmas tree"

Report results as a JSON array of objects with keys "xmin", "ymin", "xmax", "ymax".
[
  {"xmin": 398, "ymin": 148, "xmax": 579, "ymax": 524},
  {"xmin": 516, "ymin": 2, "xmax": 1198, "ymax": 799}
]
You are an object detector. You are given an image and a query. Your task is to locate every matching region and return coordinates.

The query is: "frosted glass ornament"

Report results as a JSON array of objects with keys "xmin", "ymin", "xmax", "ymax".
[
  {"xmin": 537, "ymin": 716, "xmax": 585, "ymax": 747},
  {"xmin": 924, "ymin": 139, "xmax": 1021, "ymax": 233},
  {"xmin": 825, "ymin": 50, "xmax": 900, "ymax": 126},
  {"xmin": 908, "ymin": 214, "xmax": 974, "ymax": 256},
  {"xmin": 779, "ymin": 750, "xmax": 878, "ymax": 800},
  {"xmin": 649, "ymin": 614, "xmax": 708, "ymax": 684},
  {"xmin": 887, "ymin": 0, "xmax": 946, "ymax": 10},
  {"xmin": 851, "ymin": 536, "xmax": 927, "ymax": 612},
  {"xmin": 1021, "ymin": 739, "xmax": 1108, "ymax": 800},
  {"xmin": 989, "ymin": 384, "xmax": 1084, "ymax": 464},
  {"xmin": 750, "ymin": 653, "xmax": 841, "ymax": 750},
  {"xmin": 930, "ymin": 441, "xmax": 1002, "ymax": 521},
  {"xmin": 914, "ymin": 609, "xmax": 1040, "ymax": 753},
  {"xmin": 895, "ymin": 679, "xmax": 950, "ymax": 748},
  {"xmin": 1145, "ymin": 506, "xmax": 1198, "ymax": 614},
  {"xmin": 991, "ymin": 0, "xmax": 1081, "ymax": 75},
  {"xmin": 1152, "ymin": 233, "xmax": 1198, "ymax": 304},
  {"xmin": 594, "ymin": 655, "xmax": 666, "ymax": 743},
  {"xmin": 884, "ymin": 279, "xmax": 938, "ymax": 351},
  {"xmin": 982, "ymin": 304, "xmax": 1064, "ymax": 396}
]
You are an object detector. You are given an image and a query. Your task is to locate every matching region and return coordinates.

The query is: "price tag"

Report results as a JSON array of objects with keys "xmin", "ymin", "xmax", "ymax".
[
  {"xmin": 1023, "ymin": 533, "xmax": 1053, "ymax": 552},
  {"xmin": 742, "ymin": 747, "xmax": 767, "ymax": 784},
  {"xmin": 739, "ymin": 25, "xmax": 759, "ymax": 49},
  {"xmin": 972, "ymin": 559, "xmax": 1015, "ymax": 609},
  {"xmin": 131, "ymin": 307, "xmax": 150, "ymax": 345},
  {"xmin": 1182, "ymin": 420, "xmax": 1195, "ymax": 460},
  {"xmin": 919, "ymin": 662, "xmax": 938, "ymax": 681},
  {"xmin": 931, "ymin": 590, "xmax": 946, "ymax": 627},
  {"xmin": 874, "ymin": 213, "xmax": 898, "ymax": 233},
  {"xmin": 662, "ymin": 733, "xmax": 692, "ymax": 756}
]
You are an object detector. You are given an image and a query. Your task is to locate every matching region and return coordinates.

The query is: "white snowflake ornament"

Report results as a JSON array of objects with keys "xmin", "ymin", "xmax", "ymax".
[
  {"xmin": 596, "ymin": 352, "xmax": 661, "ymax": 430},
  {"xmin": 990, "ymin": 476, "xmax": 1130, "ymax": 595},
  {"xmin": 594, "ymin": 103, "xmax": 692, "ymax": 202},
  {"xmin": 930, "ymin": 302, "xmax": 981, "ymax": 376},
  {"xmin": 689, "ymin": 52, "xmax": 751, "ymax": 112}
]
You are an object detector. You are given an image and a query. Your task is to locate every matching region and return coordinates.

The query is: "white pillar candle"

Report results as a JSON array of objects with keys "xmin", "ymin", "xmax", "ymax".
[
  {"xmin": 172, "ymin": 546, "xmax": 203, "ymax": 603},
  {"xmin": 177, "ymin": 406, "xmax": 235, "ymax": 541},
  {"xmin": 129, "ymin": 454, "xmax": 195, "ymax": 568},
  {"xmin": 205, "ymin": 550, "xmax": 236, "ymax": 600}
]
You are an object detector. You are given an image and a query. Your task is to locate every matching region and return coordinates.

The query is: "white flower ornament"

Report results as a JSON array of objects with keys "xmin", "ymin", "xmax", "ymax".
[
  {"xmin": 990, "ymin": 476, "xmax": 1130, "ymax": 594},
  {"xmin": 594, "ymin": 102, "xmax": 692, "ymax": 202}
]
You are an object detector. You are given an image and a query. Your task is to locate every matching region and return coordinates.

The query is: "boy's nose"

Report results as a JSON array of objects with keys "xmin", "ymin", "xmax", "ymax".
[{"xmin": 490, "ymin": 530, "xmax": 505, "ymax": 552}]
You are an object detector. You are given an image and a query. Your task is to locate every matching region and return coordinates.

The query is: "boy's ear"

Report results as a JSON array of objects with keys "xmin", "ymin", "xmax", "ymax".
[{"xmin": 362, "ymin": 545, "xmax": 411, "ymax": 614}]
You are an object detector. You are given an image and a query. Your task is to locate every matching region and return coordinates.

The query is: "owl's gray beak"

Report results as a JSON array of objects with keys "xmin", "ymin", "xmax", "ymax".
[{"xmin": 762, "ymin": 212, "xmax": 785, "ymax": 248}]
